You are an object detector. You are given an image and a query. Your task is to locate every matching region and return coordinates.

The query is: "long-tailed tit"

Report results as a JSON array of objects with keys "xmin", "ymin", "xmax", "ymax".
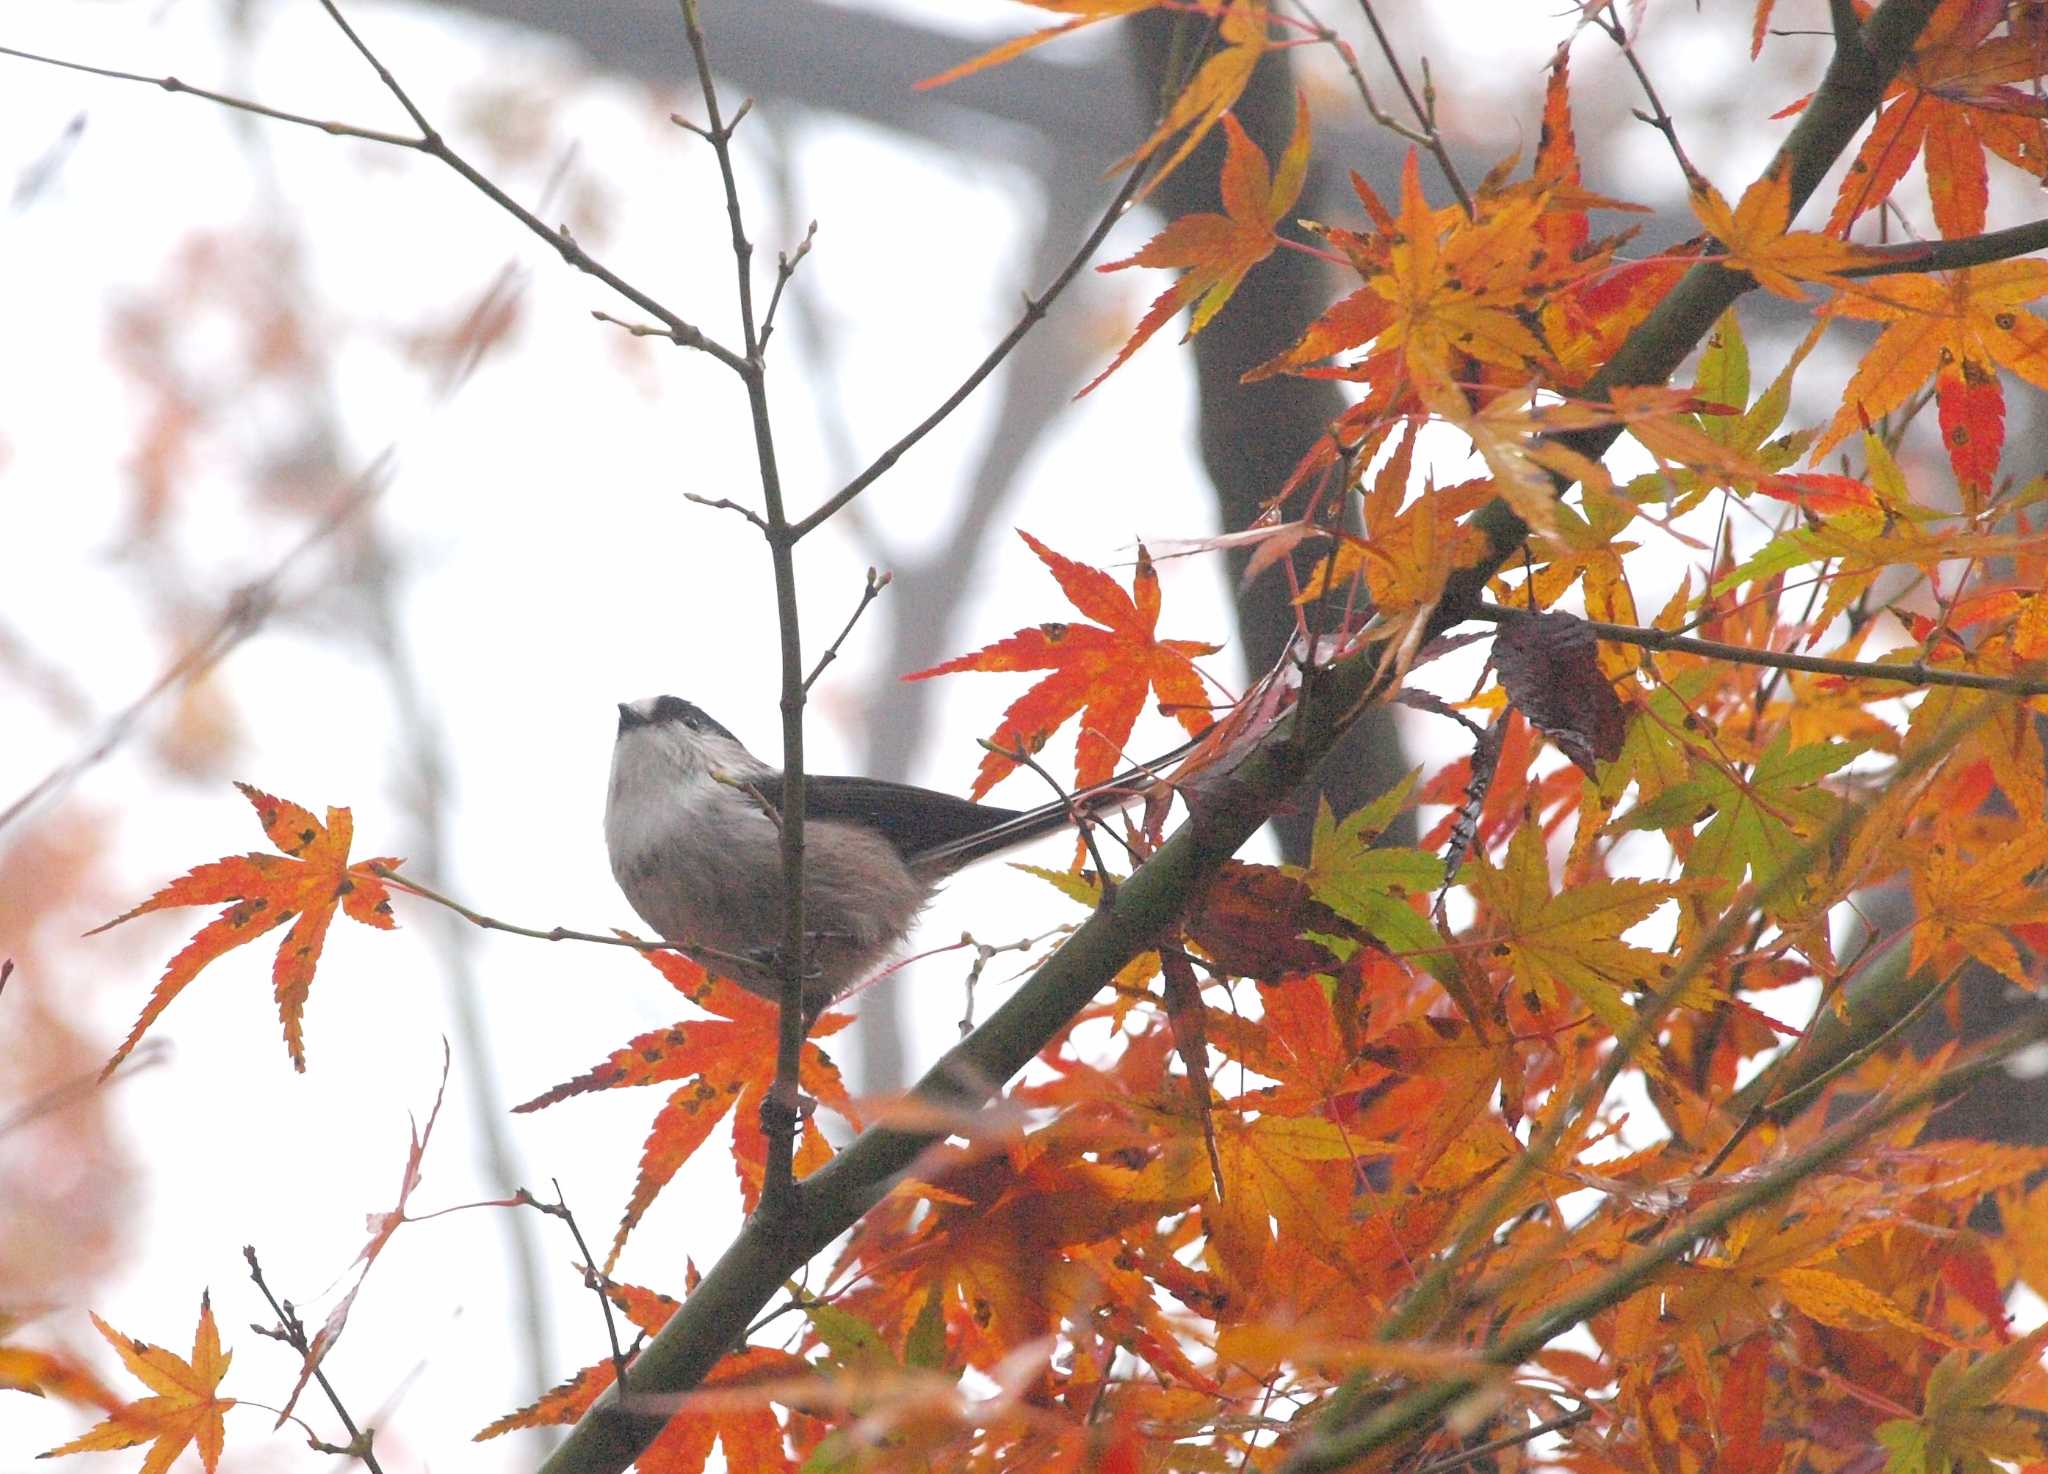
[{"xmin": 605, "ymin": 695, "xmax": 1138, "ymax": 1012}]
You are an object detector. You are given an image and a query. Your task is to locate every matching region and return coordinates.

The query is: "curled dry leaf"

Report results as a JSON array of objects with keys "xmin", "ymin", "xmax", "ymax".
[{"xmin": 1489, "ymin": 610, "xmax": 1628, "ymax": 777}]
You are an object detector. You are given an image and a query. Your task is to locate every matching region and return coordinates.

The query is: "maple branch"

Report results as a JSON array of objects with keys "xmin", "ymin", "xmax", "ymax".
[
  {"xmin": 0, "ymin": 43, "xmax": 417, "ymax": 145},
  {"xmin": 757, "ymin": 219, "xmax": 818, "ymax": 353},
  {"xmin": 787, "ymin": 157, "xmax": 1151, "ymax": 541},
  {"xmin": 1409, "ymin": 1404, "xmax": 1595, "ymax": 1474},
  {"xmin": 1471, "ymin": 603, "xmax": 2048, "ymax": 697},
  {"xmin": 1703, "ymin": 935, "xmax": 1946, "ymax": 1177},
  {"xmin": 979, "ymin": 738, "xmax": 1119, "ymax": 886},
  {"xmin": 518, "ymin": 1185, "xmax": 634, "ymax": 1392},
  {"xmin": 330, "ymin": 0, "xmax": 749, "ymax": 369},
  {"xmin": 1597, "ymin": 3, "xmax": 1698, "ymax": 180},
  {"xmin": 1279, "ymin": 999, "xmax": 2048, "ymax": 1473},
  {"xmin": 1352, "ymin": 2, "xmax": 1474, "ymax": 215},
  {"xmin": 666, "ymin": 0, "xmax": 812, "ymax": 1214},
  {"xmin": 0, "ymin": 462, "xmax": 386, "ymax": 844},
  {"xmin": 681, "ymin": 491, "xmax": 772, "ymax": 534},
  {"xmin": 0, "ymin": 21, "xmax": 745, "ymax": 370},
  {"xmin": 367, "ymin": 864, "xmax": 762, "ymax": 970},
  {"xmin": 1372, "ymin": 688, "xmax": 1995, "ymax": 1392},
  {"xmin": 804, "ymin": 567, "xmax": 892, "ymax": 693},
  {"xmin": 1838, "ymin": 215, "xmax": 2048, "ymax": 278},
  {"xmin": 244, "ymin": 1247, "xmax": 387, "ymax": 1474}
]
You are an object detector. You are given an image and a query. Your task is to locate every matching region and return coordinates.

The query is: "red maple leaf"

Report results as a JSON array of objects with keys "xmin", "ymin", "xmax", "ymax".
[
  {"xmin": 1813, "ymin": 260, "xmax": 2048, "ymax": 497},
  {"xmin": 1084, "ymin": 92, "xmax": 1311, "ymax": 392},
  {"xmin": 479, "ymin": 1281, "xmax": 802, "ymax": 1474},
  {"xmin": 513, "ymin": 948, "xmax": 858, "ymax": 1263},
  {"xmin": 906, "ymin": 531, "xmax": 1216, "ymax": 801},
  {"xmin": 88, "ymin": 783, "xmax": 401, "ymax": 1074}
]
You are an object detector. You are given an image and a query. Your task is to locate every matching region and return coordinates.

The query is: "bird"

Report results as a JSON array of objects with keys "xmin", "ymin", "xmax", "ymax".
[{"xmin": 604, "ymin": 695, "xmax": 1143, "ymax": 1012}]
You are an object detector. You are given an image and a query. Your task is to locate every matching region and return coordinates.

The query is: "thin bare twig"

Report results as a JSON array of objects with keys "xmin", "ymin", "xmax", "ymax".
[
  {"xmin": 682, "ymin": 492, "xmax": 771, "ymax": 534},
  {"xmin": 804, "ymin": 568, "xmax": 891, "ymax": 692},
  {"xmin": 1351, "ymin": 0, "xmax": 1473, "ymax": 215},
  {"xmin": 1599, "ymin": 3, "xmax": 1698, "ymax": 179},
  {"xmin": 1280, "ymin": 1, "xmax": 1471, "ymax": 215},
  {"xmin": 977, "ymin": 738, "xmax": 1119, "ymax": 890},
  {"xmin": 244, "ymin": 1246, "xmax": 386, "ymax": 1474},
  {"xmin": 0, "ymin": 22, "xmax": 744, "ymax": 370},
  {"xmin": 953, "ymin": 930, "xmax": 1062, "ymax": 1036},
  {"xmin": 318, "ymin": 0, "xmax": 744, "ymax": 367},
  {"xmin": 0, "ymin": 43, "xmax": 415, "ymax": 146},
  {"xmin": 789, "ymin": 157, "xmax": 1152, "ymax": 540},
  {"xmin": 758, "ymin": 220, "xmax": 817, "ymax": 352},
  {"xmin": 368, "ymin": 863, "xmax": 758, "ymax": 973},
  {"xmin": 673, "ymin": 0, "xmax": 809, "ymax": 1219},
  {"xmin": 1408, "ymin": 1404, "xmax": 1596, "ymax": 1474},
  {"xmin": 518, "ymin": 1183, "xmax": 634, "ymax": 1392}
]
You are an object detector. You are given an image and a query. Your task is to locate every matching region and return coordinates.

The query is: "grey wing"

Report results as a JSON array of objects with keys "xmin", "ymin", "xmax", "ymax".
[{"xmin": 791, "ymin": 776, "xmax": 1027, "ymax": 863}]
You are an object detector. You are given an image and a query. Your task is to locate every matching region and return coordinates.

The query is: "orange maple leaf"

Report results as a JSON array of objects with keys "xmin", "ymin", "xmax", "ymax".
[
  {"xmin": 920, "ymin": 1, "xmax": 1268, "ymax": 203},
  {"xmin": 88, "ymin": 783, "xmax": 402, "ymax": 1075},
  {"xmin": 906, "ymin": 531, "xmax": 1217, "ymax": 801},
  {"xmin": 1795, "ymin": 0, "xmax": 2048, "ymax": 238},
  {"xmin": 1084, "ymin": 92, "xmax": 1310, "ymax": 393},
  {"xmin": 1909, "ymin": 822, "xmax": 2048, "ymax": 987},
  {"xmin": 513, "ymin": 947, "xmax": 857, "ymax": 1264},
  {"xmin": 1250, "ymin": 150, "xmax": 1629, "ymax": 395},
  {"xmin": 479, "ymin": 1290, "xmax": 802, "ymax": 1474},
  {"xmin": 42, "ymin": 1293, "xmax": 235, "ymax": 1474},
  {"xmin": 476, "ymin": 1278, "xmax": 681, "ymax": 1438},
  {"xmin": 1687, "ymin": 160, "xmax": 1897, "ymax": 299},
  {"xmin": 0, "ymin": 1330, "xmax": 118, "ymax": 1411},
  {"xmin": 1812, "ymin": 261, "xmax": 2048, "ymax": 497},
  {"xmin": 1105, "ymin": 1, "xmax": 1272, "ymax": 200},
  {"xmin": 1466, "ymin": 815, "xmax": 1689, "ymax": 1046},
  {"xmin": 843, "ymin": 1143, "xmax": 1207, "ymax": 1370},
  {"xmin": 1298, "ymin": 431, "xmax": 1490, "ymax": 622},
  {"xmin": 918, "ymin": 2, "xmax": 1160, "ymax": 92}
]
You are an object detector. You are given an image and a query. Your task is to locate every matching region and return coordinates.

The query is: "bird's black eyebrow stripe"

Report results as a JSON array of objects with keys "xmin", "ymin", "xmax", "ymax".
[{"xmin": 646, "ymin": 696, "xmax": 739, "ymax": 744}]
